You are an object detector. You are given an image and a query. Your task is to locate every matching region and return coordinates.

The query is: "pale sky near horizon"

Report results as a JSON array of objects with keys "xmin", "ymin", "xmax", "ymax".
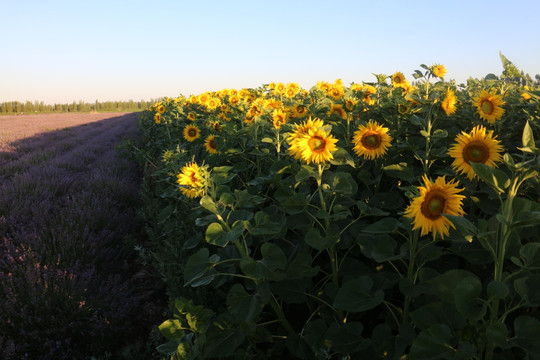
[{"xmin": 1, "ymin": 0, "xmax": 539, "ymax": 104}]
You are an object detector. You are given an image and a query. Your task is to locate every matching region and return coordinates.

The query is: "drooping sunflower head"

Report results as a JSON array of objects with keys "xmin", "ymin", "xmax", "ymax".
[
  {"xmin": 391, "ymin": 72, "xmax": 406, "ymax": 87},
  {"xmin": 154, "ymin": 113, "xmax": 162, "ymax": 124},
  {"xmin": 448, "ymin": 125, "xmax": 504, "ymax": 180},
  {"xmin": 204, "ymin": 135, "xmax": 218, "ymax": 154},
  {"xmin": 183, "ymin": 125, "xmax": 200, "ymax": 142},
  {"xmin": 404, "ymin": 175, "xmax": 465, "ymax": 240},
  {"xmin": 295, "ymin": 128, "xmax": 339, "ymax": 165},
  {"xmin": 176, "ymin": 162, "xmax": 205, "ymax": 199},
  {"xmin": 473, "ymin": 89, "xmax": 506, "ymax": 123},
  {"xmin": 441, "ymin": 88, "xmax": 458, "ymax": 116},
  {"xmin": 327, "ymin": 103, "xmax": 347, "ymax": 119},
  {"xmin": 272, "ymin": 108, "xmax": 288, "ymax": 129},
  {"xmin": 352, "ymin": 120, "xmax": 392, "ymax": 160},
  {"xmin": 432, "ymin": 64, "xmax": 447, "ymax": 78}
]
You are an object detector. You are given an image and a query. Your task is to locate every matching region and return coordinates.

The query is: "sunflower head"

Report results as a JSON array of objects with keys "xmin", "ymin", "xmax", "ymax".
[
  {"xmin": 441, "ymin": 88, "xmax": 458, "ymax": 116},
  {"xmin": 391, "ymin": 72, "xmax": 406, "ymax": 87},
  {"xmin": 154, "ymin": 113, "xmax": 162, "ymax": 124},
  {"xmin": 272, "ymin": 108, "xmax": 288, "ymax": 129},
  {"xmin": 473, "ymin": 90, "xmax": 506, "ymax": 123},
  {"xmin": 448, "ymin": 125, "xmax": 504, "ymax": 180},
  {"xmin": 432, "ymin": 64, "xmax": 447, "ymax": 78},
  {"xmin": 187, "ymin": 112, "xmax": 196, "ymax": 121},
  {"xmin": 404, "ymin": 175, "xmax": 466, "ymax": 240},
  {"xmin": 352, "ymin": 120, "xmax": 392, "ymax": 160},
  {"xmin": 327, "ymin": 103, "xmax": 347, "ymax": 119},
  {"xmin": 183, "ymin": 125, "xmax": 200, "ymax": 142},
  {"xmin": 176, "ymin": 162, "xmax": 206, "ymax": 198},
  {"xmin": 157, "ymin": 104, "xmax": 166, "ymax": 114},
  {"xmin": 295, "ymin": 128, "xmax": 338, "ymax": 165},
  {"xmin": 204, "ymin": 135, "xmax": 218, "ymax": 154}
]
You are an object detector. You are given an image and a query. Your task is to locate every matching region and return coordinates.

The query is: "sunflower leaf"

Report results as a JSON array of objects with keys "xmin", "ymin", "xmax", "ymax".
[{"xmin": 522, "ymin": 121, "xmax": 535, "ymax": 149}]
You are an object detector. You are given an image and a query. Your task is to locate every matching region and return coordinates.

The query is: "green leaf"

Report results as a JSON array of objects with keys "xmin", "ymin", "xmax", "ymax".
[
  {"xmin": 200, "ymin": 195, "xmax": 219, "ymax": 214},
  {"xmin": 512, "ymin": 316, "xmax": 540, "ymax": 354},
  {"xmin": 324, "ymin": 322, "xmax": 369, "ymax": 354},
  {"xmin": 408, "ymin": 324, "xmax": 455, "ymax": 360},
  {"xmin": 226, "ymin": 284, "xmax": 264, "ymax": 326},
  {"xmin": 158, "ymin": 319, "xmax": 185, "ymax": 341},
  {"xmin": 486, "ymin": 321, "xmax": 508, "ymax": 348},
  {"xmin": 522, "ymin": 121, "xmax": 535, "ymax": 149},
  {"xmin": 250, "ymin": 211, "xmax": 282, "ymax": 235},
  {"xmin": 454, "ymin": 276, "xmax": 486, "ymax": 320},
  {"xmin": 487, "ymin": 280, "xmax": 509, "ymax": 300},
  {"xmin": 333, "ymin": 276, "xmax": 384, "ymax": 312},
  {"xmin": 184, "ymin": 248, "xmax": 217, "ymax": 287},
  {"xmin": 410, "ymin": 302, "xmax": 466, "ymax": 331},
  {"xmin": 432, "ymin": 129, "xmax": 448, "ymax": 139},
  {"xmin": 329, "ymin": 147, "xmax": 356, "ymax": 167},
  {"xmin": 205, "ymin": 222, "xmax": 226, "ymax": 246},
  {"xmin": 156, "ymin": 339, "xmax": 184, "ymax": 356},
  {"xmin": 204, "ymin": 322, "xmax": 245, "ymax": 358},
  {"xmin": 361, "ymin": 217, "xmax": 401, "ymax": 233},
  {"xmin": 428, "ymin": 269, "xmax": 477, "ymax": 304},
  {"xmin": 383, "ymin": 163, "xmax": 416, "ymax": 182},
  {"xmin": 327, "ymin": 171, "xmax": 357, "ymax": 195},
  {"xmin": 470, "ymin": 162, "xmax": 510, "ymax": 194},
  {"xmin": 410, "ymin": 115, "xmax": 427, "ymax": 127},
  {"xmin": 358, "ymin": 234, "xmax": 403, "ymax": 262},
  {"xmin": 443, "ymin": 214, "xmax": 477, "ymax": 242},
  {"xmin": 261, "ymin": 242, "xmax": 287, "ymax": 271},
  {"xmin": 304, "ymin": 227, "xmax": 339, "ymax": 251},
  {"xmin": 518, "ymin": 243, "xmax": 540, "ymax": 269}
]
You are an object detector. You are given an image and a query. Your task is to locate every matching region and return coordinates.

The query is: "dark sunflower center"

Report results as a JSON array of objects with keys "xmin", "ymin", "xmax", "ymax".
[
  {"xmin": 421, "ymin": 191, "xmax": 446, "ymax": 220},
  {"xmin": 209, "ymin": 139, "xmax": 216, "ymax": 149},
  {"xmin": 188, "ymin": 128, "xmax": 197, "ymax": 137},
  {"xmin": 463, "ymin": 141, "xmax": 489, "ymax": 164},
  {"xmin": 361, "ymin": 133, "xmax": 382, "ymax": 149},
  {"xmin": 481, "ymin": 100, "xmax": 494, "ymax": 115},
  {"xmin": 189, "ymin": 172, "xmax": 197, "ymax": 184},
  {"xmin": 308, "ymin": 136, "xmax": 325, "ymax": 152}
]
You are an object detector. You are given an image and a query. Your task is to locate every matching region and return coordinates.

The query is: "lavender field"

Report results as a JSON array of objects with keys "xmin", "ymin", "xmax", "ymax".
[{"xmin": 0, "ymin": 113, "xmax": 159, "ymax": 359}]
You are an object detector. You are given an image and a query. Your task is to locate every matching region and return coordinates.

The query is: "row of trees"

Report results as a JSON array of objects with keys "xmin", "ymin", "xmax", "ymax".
[{"xmin": 0, "ymin": 99, "xmax": 160, "ymax": 114}]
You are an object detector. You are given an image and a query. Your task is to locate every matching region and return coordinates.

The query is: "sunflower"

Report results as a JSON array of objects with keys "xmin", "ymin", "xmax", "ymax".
[
  {"xmin": 294, "ymin": 128, "xmax": 338, "ymax": 164},
  {"xmin": 157, "ymin": 104, "xmax": 166, "ymax": 114},
  {"xmin": 293, "ymin": 104, "xmax": 309, "ymax": 118},
  {"xmin": 328, "ymin": 85, "xmax": 345, "ymax": 100},
  {"xmin": 287, "ymin": 117, "xmax": 327, "ymax": 160},
  {"xmin": 361, "ymin": 84, "xmax": 377, "ymax": 105},
  {"xmin": 448, "ymin": 125, "xmax": 504, "ymax": 180},
  {"xmin": 352, "ymin": 120, "xmax": 392, "ymax": 160},
  {"xmin": 205, "ymin": 97, "xmax": 222, "ymax": 110},
  {"xmin": 272, "ymin": 108, "xmax": 288, "ymax": 129},
  {"xmin": 187, "ymin": 112, "xmax": 196, "ymax": 121},
  {"xmin": 391, "ymin": 72, "xmax": 406, "ymax": 88},
  {"xmin": 404, "ymin": 175, "xmax": 465, "ymax": 240},
  {"xmin": 285, "ymin": 83, "xmax": 300, "ymax": 98},
  {"xmin": 316, "ymin": 80, "xmax": 331, "ymax": 92},
  {"xmin": 183, "ymin": 125, "xmax": 200, "ymax": 142},
  {"xmin": 176, "ymin": 162, "xmax": 204, "ymax": 199},
  {"xmin": 473, "ymin": 90, "xmax": 505, "ymax": 123},
  {"xmin": 432, "ymin": 64, "xmax": 447, "ymax": 78},
  {"xmin": 154, "ymin": 113, "xmax": 162, "ymax": 124},
  {"xmin": 204, "ymin": 135, "xmax": 218, "ymax": 154},
  {"xmin": 441, "ymin": 88, "xmax": 458, "ymax": 116},
  {"xmin": 327, "ymin": 103, "xmax": 347, "ymax": 119},
  {"xmin": 274, "ymin": 82, "xmax": 286, "ymax": 94}
]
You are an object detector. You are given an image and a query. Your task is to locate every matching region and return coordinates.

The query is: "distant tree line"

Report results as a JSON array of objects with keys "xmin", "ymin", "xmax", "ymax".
[{"xmin": 0, "ymin": 99, "xmax": 160, "ymax": 114}]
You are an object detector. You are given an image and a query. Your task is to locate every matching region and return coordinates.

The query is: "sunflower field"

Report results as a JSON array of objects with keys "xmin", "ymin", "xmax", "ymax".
[{"xmin": 133, "ymin": 58, "xmax": 540, "ymax": 359}]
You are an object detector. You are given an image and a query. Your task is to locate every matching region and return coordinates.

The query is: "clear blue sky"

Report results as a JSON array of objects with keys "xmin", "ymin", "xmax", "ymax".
[{"xmin": 1, "ymin": 0, "xmax": 539, "ymax": 104}]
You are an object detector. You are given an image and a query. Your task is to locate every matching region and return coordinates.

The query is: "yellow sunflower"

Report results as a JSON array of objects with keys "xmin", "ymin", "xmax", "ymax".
[
  {"xmin": 404, "ymin": 175, "xmax": 466, "ymax": 240},
  {"xmin": 187, "ymin": 112, "xmax": 196, "ymax": 121},
  {"xmin": 391, "ymin": 72, "xmax": 406, "ymax": 88},
  {"xmin": 287, "ymin": 117, "xmax": 327, "ymax": 160},
  {"xmin": 432, "ymin": 64, "xmax": 447, "ymax": 78},
  {"xmin": 157, "ymin": 104, "xmax": 166, "ymax": 114},
  {"xmin": 154, "ymin": 113, "xmax": 162, "ymax": 124},
  {"xmin": 473, "ymin": 90, "xmax": 505, "ymax": 123},
  {"xmin": 204, "ymin": 135, "xmax": 218, "ymax": 154},
  {"xmin": 328, "ymin": 85, "xmax": 345, "ymax": 100},
  {"xmin": 183, "ymin": 125, "xmax": 200, "ymax": 142},
  {"xmin": 293, "ymin": 104, "xmax": 309, "ymax": 118},
  {"xmin": 352, "ymin": 120, "xmax": 392, "ymax": 160},
  {"xmin": 448, "ymin": 125, "xmax": 504, "ymax": 180},
  {"xmin": 294, "ymin": 128, "xmax": 338, "ymax": 165},
  {"xmin": 327, "ymin": 103, "xmax": 347, "ymax": 119},
  {"xmin": 285, "ymin": 83, "xmax": 300, "ymax": 98},
  {"xmin": 272, "ymin": 108, "xmax": 288, "ymax": 129},
  {"xmin": 176, "ymin": 162, "xmax": 204, "ymax": 199},
  {"xmin": 441, "ymin": 88, "xmax": 458, "ymax": 116}
]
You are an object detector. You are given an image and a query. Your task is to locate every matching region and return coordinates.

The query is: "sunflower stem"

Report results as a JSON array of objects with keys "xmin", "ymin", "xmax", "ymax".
[{"xmin": 402, "ymin": 230, "xmax": 419, "ymax": 324}]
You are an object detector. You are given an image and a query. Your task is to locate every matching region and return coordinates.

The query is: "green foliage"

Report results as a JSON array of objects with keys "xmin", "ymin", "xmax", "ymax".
[{"xmin": 132, "ymin": 57, "xmax": 540, "ymax": 359}]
